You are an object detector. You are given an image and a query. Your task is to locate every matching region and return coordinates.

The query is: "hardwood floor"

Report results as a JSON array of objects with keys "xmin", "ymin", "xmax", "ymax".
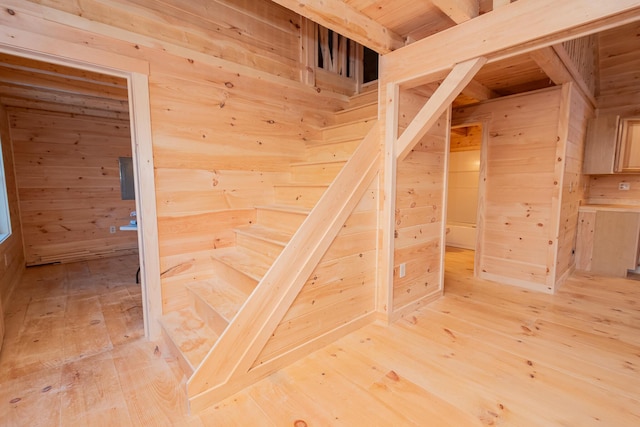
[{"xmin": 1, "ymin": 249, "xmax": 639, "ymax": 425}]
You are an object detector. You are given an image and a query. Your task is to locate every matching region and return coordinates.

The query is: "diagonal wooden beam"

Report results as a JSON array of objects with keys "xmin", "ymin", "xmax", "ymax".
[
  {"xmin": 270, "ymin": 0, "xmax": 404, "ymax": 54},
  {"xmin": 396, "ymin": 57, "xmax": 487, "ymax": 161},
  {"xmin": 431, "ymin": 0, "xmax": 479, "ymax": 24}
]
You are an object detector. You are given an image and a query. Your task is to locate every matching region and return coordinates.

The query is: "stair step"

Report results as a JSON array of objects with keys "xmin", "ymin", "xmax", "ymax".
[
  {"xmin": 159, "ymin": 308, "xmax": 218, "ymax": 376},
  {"xmin": 234, "ymin": 224, "xmax": 289, "ymax": 260},
  {"xmin": 211, "ymin": 246, "xmax": 272, "ymax": 294},
  {"xmin": 256, "ymin": 204, "xmax": 310, "ymax": 234},
  {"xmin": 347, "ymin": 87, "xmax": 378, "ymax": 108},
  {"xmin": 304, "ymin": 138, "xmax": 361, "ymax": 163},
  {"xmin": 322, "ymin": 118, "xmax": 376, "ymax": 143},
  {"xmin": 291, "ymin": 160, "xmax": 346, "ymax": 185},
  {"xmin": 187, "ymin": 279, "xmax": 249, "ymax": 335},
  {"xmin": 274, "ymin": 184, "xmax": 328, "ymax": 208},
  {"xmin": 333, "ymin": 101, "xmax": 377, "ymax": 125}
]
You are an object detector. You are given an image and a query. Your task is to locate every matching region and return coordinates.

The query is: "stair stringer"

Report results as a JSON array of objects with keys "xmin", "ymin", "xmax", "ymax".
[{"xmin": 186, "ymin": 122, "xmax": 381, "ymax": 411}]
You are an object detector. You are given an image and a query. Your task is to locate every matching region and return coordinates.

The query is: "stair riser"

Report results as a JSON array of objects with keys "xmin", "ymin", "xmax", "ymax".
[
  {"xmin": 305, "ymin": 139, "xmax": 360, "ymax": 163},
  {"xmin": 333, "ymin": 103, "xmax": 377, "ymax": 125},
  {"xmin": 160, "ymin": 327, "xmax": 195, "ymax": 377},
  {"xmin": 212, "ymin": 257, "xmax": 259, "ymax": 295},
  {"xmin": 235, "ymin": 233, "xmax": 284, "ymax": 262},
  {"xmin": 274, "ymin": 186, "xmax": 326, "ymax": 208},
  {"xmin": 348, "ymin": 89, "xmax": 378, "ymax": 108},
  {"xmin": 292, "ymin": 162, "xmax": 344, "ymax": 185},
  {"xmin": 189, "ymin": 291, "xmax": 229, "ymax": 336},
  {"xmin": 322, "ymin": 119, "xmax": 375, "ymax": 142},
  {"xmin": 256, "ymin": 209, "xmax": 307, "ymax": 234}
]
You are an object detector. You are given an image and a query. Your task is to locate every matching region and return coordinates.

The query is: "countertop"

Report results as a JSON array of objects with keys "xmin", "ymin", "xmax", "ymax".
[{"xmin": 578, "ymin": 204, "xmax": 640, "ymax": 213}]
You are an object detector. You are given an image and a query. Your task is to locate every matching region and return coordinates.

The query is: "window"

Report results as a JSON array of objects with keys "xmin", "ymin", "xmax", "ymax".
[{"xmin": 0, "ymin": 140, "xmax": 11, "ymax": 244}]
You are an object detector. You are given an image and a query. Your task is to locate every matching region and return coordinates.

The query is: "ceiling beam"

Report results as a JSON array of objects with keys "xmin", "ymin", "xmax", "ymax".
[
  {"xmin": 431, "ymin": 0, "xmax": 479, "ymax": 24},
  {"xmin": 529, "ymin": 46, "xmax": 596, "ymax": 105},
  {"xmin": 529, "ymin": 47, "xmax": 573, "ymax": 85},
  {"xmin": 270, "ymin": 0, "xmax": 405, "ymax": 54},
  {"xmin": 461, "ymin": 79, "xmax": 499, "ymax": 101},
  {"xmin": 396, "ymin": 57, "xmax": 487, "ymax": 161},
  {"xmin": 382, "ymin": 0, "xmax": 640, "ymax": 86}
]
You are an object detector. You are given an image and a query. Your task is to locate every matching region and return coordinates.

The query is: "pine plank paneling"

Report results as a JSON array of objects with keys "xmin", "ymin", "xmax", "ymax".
[
  {"xmin": 587, "ymin": 22, "xmax": 640, "ymax": 205},
  {"xmin": 393, "ymin": 85, "xmax": 449, "ymax": 316},
  {"xmin": 0, "ymin": 105, "xmax": 25, "ymax": 348},
  {"xmin": 8, "ymin": 108, "xmax": 137, "ymax": 266},
  {"xmin": 555, "ymin": 84, "xmax": 593, "ymax": 285},
  {"xmin": 454, "ymin": 88, "xmax": 563, "ymax": 293}
]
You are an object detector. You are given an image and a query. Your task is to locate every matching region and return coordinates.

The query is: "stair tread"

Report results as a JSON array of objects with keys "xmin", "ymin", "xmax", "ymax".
[
  {"xmin": 256, "ymin": 204, "xmax": 311, "ymax": 214},
  {"xmin": 187, "ymin": 279, "xmax": 248, "ymax": 322},
  {"xmin": 291, "ymin": 159, "xmax": 347, "ymax": 167},
  {"xmin": 212, "ymin": 247, "xmax": 272, "ymax": 281},
  {"xmin": 234, "ymin": 224, "xmax": 291, "ymax": 246},
  {"xmin": 334, "ymin": 100, "xmax": 377, "ymax": 116},
  {"xmin": 159, "ymin": 308, "xmax": 217, "ymax": 372},
  {"xmin": 274, "ymin": 183, "xmax": 329, "ymax": 188},
  {"xmin": 321, "ymin": 116, "xmax": 375, "ymax": 132}
]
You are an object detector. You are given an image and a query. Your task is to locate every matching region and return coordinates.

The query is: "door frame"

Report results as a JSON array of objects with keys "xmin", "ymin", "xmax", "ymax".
[{"xmin": 0, "ymin": 43, "xmax": 163, "ymax": 339}]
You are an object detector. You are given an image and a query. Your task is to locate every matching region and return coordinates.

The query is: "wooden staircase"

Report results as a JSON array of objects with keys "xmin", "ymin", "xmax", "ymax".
[{"xmin": 159, "ymin": 88, "xmax": 378, "ymax": 405}]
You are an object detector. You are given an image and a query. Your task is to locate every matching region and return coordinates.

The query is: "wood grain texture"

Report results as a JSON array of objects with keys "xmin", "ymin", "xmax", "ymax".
[
  {"xmin": 454, "ymin": 88, "xmax": 564, "ymax": 293},
  {"xmin": 3, "ymin": 249, "xmax": 640, "ymax": 425},
  {"xmin": 393, "ymin": 86, "xmax": 448, "ymax": 316},
  {"xmin": 7, "ymin": 108, "xmax": 137, "ymax": 265},
  {"xmin": 555, "ymin": 84, "xmax": 593, "ymax": 284},
  {"xmin": 0, "ymin": 104, "xmax": 25, "ymax": 352}
]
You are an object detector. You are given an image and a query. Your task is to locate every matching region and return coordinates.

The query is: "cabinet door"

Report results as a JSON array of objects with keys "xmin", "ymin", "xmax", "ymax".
[
  {"xmin": 616, "ymin": 117, "xmax": 640, "ymax": 172},
  {"xmin": 582, "ymin": 115, "xmax": 620, "ymax": 174},
  {"xmin": 591, "ymin": 211, "xmax": 640, "ymax": 277}
]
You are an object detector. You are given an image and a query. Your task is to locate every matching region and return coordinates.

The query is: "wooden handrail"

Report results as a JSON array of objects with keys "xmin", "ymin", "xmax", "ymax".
[{"xmin": 187, "ymin": 121, "xmax": 380, "ymax": 400}]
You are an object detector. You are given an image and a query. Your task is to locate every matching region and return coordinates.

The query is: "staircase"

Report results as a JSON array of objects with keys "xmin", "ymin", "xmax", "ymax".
[{"xmin": 159, "ymin": 88, "xmax": 378, "ymax": 401}]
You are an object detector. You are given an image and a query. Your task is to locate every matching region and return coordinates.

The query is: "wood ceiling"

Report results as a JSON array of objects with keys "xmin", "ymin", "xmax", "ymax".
[
  {"xmin": 0, "ymin": 1, "xmax": 635, "ymax": 112},
  {"xmin": 0, "ymin": 53, "xmax": 129, "ymax": 119},
  {"xmin": 272, "ymin": 0, "xmax": 616, "ymax": 104}
]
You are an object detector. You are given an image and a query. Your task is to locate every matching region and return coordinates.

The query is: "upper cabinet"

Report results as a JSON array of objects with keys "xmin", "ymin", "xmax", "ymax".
[
  {"xmin": 617, "ymin": 117, "xmax": 640, "ymax": 172},
  {"xmin": 583, "ymin": 115, "xmax": 619, "ymax": 174},
  {"xmin": 583, "ymin": 115, "xmax": 640, "ymax": 174}
]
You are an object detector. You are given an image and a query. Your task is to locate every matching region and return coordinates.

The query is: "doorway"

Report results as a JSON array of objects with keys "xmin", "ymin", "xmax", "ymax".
[
  {"xmin": 445, "ymin": 123, "xmax": 485, "ymax": 277},
  {"xmin": 0, "ymin": 45, "xmax": 161, "ymax": 339}
]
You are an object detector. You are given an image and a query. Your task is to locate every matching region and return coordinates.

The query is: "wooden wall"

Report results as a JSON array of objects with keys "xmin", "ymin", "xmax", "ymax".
[
  {"xmin": 7, "ymin": 108, "xmax": 137, "ymax": 265},
  {"xmin": 0, "ymin": 0, "xmax": 350, "ymax": 315},
  {"xmin": 587, "ymin": 21, "xmax": 640, "ymax": 203},
  {"xmin": 555, "ymin": 84, "xmax": 594, "ymax": 284},
  {"xmin": 149, "ymin": 56, "xmax": 351, "ymax": 312},
  {"xmin": 454, "ymin": 88, "xmax": 563, "ymax": 293},
  {"xmin": 392, "ymin": 87, "xmax": 448, "ymax": 317},
  {"xmin": 35, "ymin": 0, "xmax": 304, "ymax": 82},
  {"xmin": 0, "ymin": 104, "xmax": 24, "ymax": 344}
]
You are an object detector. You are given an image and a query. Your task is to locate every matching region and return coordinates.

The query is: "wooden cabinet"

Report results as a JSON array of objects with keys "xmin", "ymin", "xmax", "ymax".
[
  {"xmin": 616, "ymin": 117, "xmax": 640, "ymax": 172},
  {"xmin": 583, "ymin": 115, "xmax": 640, "ymax": 174},
  {"xmin": 576, "ymin": 207, "xmax": 640, "ymax": 277},
  {"xmin": 583, "ymin": 115, "xmax": 619, "ymax": 174}
]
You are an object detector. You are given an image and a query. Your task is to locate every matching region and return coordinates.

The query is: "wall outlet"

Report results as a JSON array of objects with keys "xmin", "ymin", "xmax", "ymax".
[
  {"xmin": 399, "ymin": 263, "xmax": 406, "ymax": 278},
  {"xmin": 109, "ymin": 225, "xmax": 116, "ymax": 234},
  {"xmin": 619, "ymin": 182, "xmax": 631, "ymax": 191}
]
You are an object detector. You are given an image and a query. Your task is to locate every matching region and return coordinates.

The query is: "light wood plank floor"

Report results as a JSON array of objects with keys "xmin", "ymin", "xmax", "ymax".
[{"xmin": 1, "ymin": 249, "xmax": 639, "ymax": 426}]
